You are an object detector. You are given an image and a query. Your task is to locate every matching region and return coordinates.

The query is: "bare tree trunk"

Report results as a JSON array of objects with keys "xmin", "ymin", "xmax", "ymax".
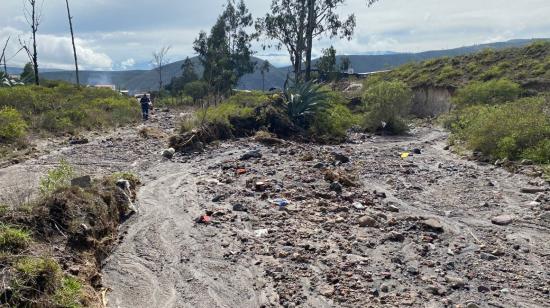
[
  {"xmin": 1, "ymin": 36, "xmax": 10, "ymax": 75},
  {"xmin": 305, "ymin": 0, "xmax": 315, "ymax": 81},
  {"xmin": 65, "ymin": 0, "xmax": 80, "ymax": 87},
  {"xmin": 153, "ymin": 46, "xmax": 170, "ymax": 98},
  {"xmin": 30, "ymin": 0, "xmax": 40, "ymax": 85}
]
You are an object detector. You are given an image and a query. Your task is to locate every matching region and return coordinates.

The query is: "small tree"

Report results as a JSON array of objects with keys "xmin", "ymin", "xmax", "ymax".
[
  {"xmin": 316, "ymin": 46, "xmax": 337, "ymax": 75},
  {"xmin": 257, "ymin": 0, "xmax": 308, "ymax": 80},
  {"xmin": 20, "ymin": 62, "xmax": 36, "ymax": 84},
  {"xmin": 259, "ymin": 60, "xmax": 271, "ymax": 91},
  {"xmin": 152, "ymin": 46, "xmax": 171, "ymax": 97},
  {"xmin": 340, "ymin": 56, "xmax": 351, "ymax": 73},
  {"xmin": 194, "ymin": 0, "xmax": 255, "ymax": 97},
  {"xmin": 184, "ymin": 80, "xmax": 209, "ymax": 104}
]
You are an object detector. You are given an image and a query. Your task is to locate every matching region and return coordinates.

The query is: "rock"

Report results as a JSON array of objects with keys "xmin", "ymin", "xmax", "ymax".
[
  {"xmin": 445, "ymin": 276, "xmax": 465, "ymax": 289},
  {"xmin": 232, "ymin": 203, "xmax": 248, "ymax": 212},
  {"xmin": 521, "ymin": 187, "xmax": 547, "ymax": 194},
  {"xmin": 319, "ymin": 285, "xmax": 335, "ymax": 297},
  {"xmin": 380, "ymin": 283, "xmax": 390, "ymax": 293},
  {"xmin": 406, "ymin": 266, "xmax": 419, "ymax": 275},
  {"xmin": 240, "ymin": 150, "xmax": 262, "ymax": 160},
  {"xmin": 329, "ymin": 182, "xmax": 343, "ymax": 194},
  {"xmin": 422, "ymin": 218, "xmax": 444, "ymax": 232},
  {"xmin": 358, "ymin": 215, "xmax": 378, "ymax": 228},
  {"xmin": 480, "ymin": 252, "xmax": 498, "ymax": 261},
  {"xmin": 465, "ymin": 303, "xmax": 480, "ymax": 308},
  {"xmin": 387, "ymin": 231, "xmax": 405, "ymax": 242},
  {"xmin": 71, "ymin": 175, "xmax": 92, "ymax": 188},
  {"xmin": 313, "ymin": 162, "xmax": 326, "ymax": 169},
  {"xmin": 520, "ymin": 159, "xmax": 534, "ymax": 165},
  {"xmin": 212, "ymin": 194, "xmax": 225, "ymax": 202},
  {"xmin": 539, "ymin": 212, "xmax": 550, "ymax": 222},
  {"xmin": 477, "ymin": 285, "xmax": 490, "ymax": 293},
  {"xmin": 491, "ymin": 215, "xmax": 514, "ymax": 226},
  {"xmin": 353, "ymin": 202, "xmax": 365, "ymax": 210},
  {"xmin": 371, "ymin": 288, "xmax": 380, "ymax": 297},
  {"xmin": 412, "ymin": 148, "xmax": 422, "ymax": 155},
  {"xmin": 69, "ymin": 137, "xmax": 89, "ymax": 145},
  {"xmin": 162, "ymin": 148, "xmax": 176, "ymax": 159},
  {"xmin": 332, "ymin": 152, "xmax": 350, "ymax": 164}
]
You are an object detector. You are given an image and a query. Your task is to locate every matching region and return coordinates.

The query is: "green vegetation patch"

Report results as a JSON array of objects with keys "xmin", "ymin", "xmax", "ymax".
[{"xmin": 0, "ymin": 225, "xmax": 32, "ymax": 252}]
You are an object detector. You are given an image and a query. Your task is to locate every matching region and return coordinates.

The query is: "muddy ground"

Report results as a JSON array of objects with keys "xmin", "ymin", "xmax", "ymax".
[{"xmin": 0, "ymin": 110, "xmax": 548, "ymax": 308}]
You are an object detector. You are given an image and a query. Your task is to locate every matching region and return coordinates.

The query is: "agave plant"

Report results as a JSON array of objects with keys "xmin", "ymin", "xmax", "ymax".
[{"xmin": 283, "ymin": 79, "xmax": 329, "ymax": 126}]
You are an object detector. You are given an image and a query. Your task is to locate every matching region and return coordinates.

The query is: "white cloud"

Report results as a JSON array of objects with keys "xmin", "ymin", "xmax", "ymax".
[
  {"xmin": 0, "ymin": 27, "xmax": 112, "ymax": 70},
  {"xmin": 120, "ymin": 58, "xmax": 135, "ymax": 69}
]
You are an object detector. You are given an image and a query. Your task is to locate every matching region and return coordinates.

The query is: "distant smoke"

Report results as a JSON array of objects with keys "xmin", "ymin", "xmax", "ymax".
[{"xmin": 87, "ymin": 74, "xmax": 112, "ymax": 85}]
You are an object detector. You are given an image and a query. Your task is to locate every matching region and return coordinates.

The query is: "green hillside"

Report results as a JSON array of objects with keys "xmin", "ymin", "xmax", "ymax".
[{"xmin": 382, "ymin": 40, "xmax": 550, "ymax": 90}]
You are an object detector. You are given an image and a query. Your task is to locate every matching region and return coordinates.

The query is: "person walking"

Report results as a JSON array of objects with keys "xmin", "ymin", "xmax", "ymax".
[{"xmin": 140, "ymin": 94, "xmax": 151, "ymax": 120}]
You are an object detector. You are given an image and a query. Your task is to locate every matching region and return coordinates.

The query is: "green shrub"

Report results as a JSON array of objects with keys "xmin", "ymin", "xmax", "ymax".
[
  {"xmin": 453, "ymin": 79, "xmax": 522, "ymax": 106},
  {"xmin": 0, "ymin": 85, "xmax": 139, "ymax": 135},
  {"xmin": 12, "ymin": 257, "xmax": 62, "ymax": 301},
  {"xmin": 226, "ymin": 91, "xmax": 270, "ymax": 108},
  {"xmin": 53, "ymin": 276, "xmax": 84, "ymax": 308},
  {"xmin": 0, "ymin": 225, "xmax": 31, "ymax": 252},
  {"xmin": 436, "ymin": 65, "xmax": 462, "ymax": 84},
  {"xmin": 451, "ymin": 96, "xmax": 550, "ymax": 161},
  {"xmin": 0, "ymin": 107, "xmax": 28, "ymax": 141},
  {"xmin": 310, "ymin": 104, "xmax": 359, "ymax": 141},
  {"xmin": 362, "ymin": 80, "xmax": 412, "ymax": 134},
  {"xmin": 202, "ymin": 102, "xmax": 254, "ymax": 126},
  {"xmin": 39, "ymin": 160, "xmax": 75, "ymax": 196}
]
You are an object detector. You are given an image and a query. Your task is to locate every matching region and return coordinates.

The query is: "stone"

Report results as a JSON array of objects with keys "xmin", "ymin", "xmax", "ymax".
[
  {"xmin": 332, "ymin": 152, "xmax": 350, "ymax": 164},
  {"xmin": 521, "ymin": 187, "xmax": 547, "ymax": 194},
  {"xmin": 422, "ymin": 218, "xmax": 444, "ymax": 232},
  {"xmin": 477, "ymin": 285, "xmax": 490, "ymax": 293},
  {"xmin": 406, "ymin": 266, "xmax": 419, "ymax": 275},
  {"xmin": 329, "ymin": 182, "xmax": 343, "ymax": 194},
  {"xmin": 380, "ymin": 283, "xmax": 390, "ymax": 293},
  {"xmin": 445, "ymin": 276, "xmax": 465, "ymax": 289},
  {"xmin": 240, "ymin": 150, "xmax": 262, "ymax": 160},
  {"xmin": 539, "ymin": 212, "xmax": 550, "ymax": 222},
  {"xmin": 69, "ymin": 137, "xmax": 89, "ymax": 145},
  {"xmin": 480, "ymin": 252, "xmax": 498, "ymax": 261},
  {"xmin": 232, "ymin": 204, "xmax": 248, "ymax": 212},
  {"xmin": 319, "ymin": 285, "xmax": 335, "ymax": 297},
  {"xmin": 358, "ymin": 215, "xmax": 378, "ymax": 228},
  {"xmin": 353, "ymin": 202, "xmax": 365, "ymax": 210},
  {"xmin": 465, "ymin": 303, "xmax": 480, "ymax": 308},
  {"xmin": 162, "ymin": 148, "xmax": 176, "ymax": 159},
  {"xmin": 491, "ymin": 215, "xmax": 514, "ymax": 226},
  {"xmin": 412, "ymin": 148, "xmax": 422, "ymax": 155},
  {"xmin": 71, "ymin": 175, "xmax": 92, "ymax": 188}
]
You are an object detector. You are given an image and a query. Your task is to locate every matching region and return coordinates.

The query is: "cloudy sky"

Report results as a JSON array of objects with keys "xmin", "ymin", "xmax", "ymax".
[{"xmin": 1, "ymin": 0, "xmax": 549, "ymax": 70}]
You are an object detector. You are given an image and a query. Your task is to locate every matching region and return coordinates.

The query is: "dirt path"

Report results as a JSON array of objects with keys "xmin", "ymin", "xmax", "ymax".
[{"xmin": 0, "ymin": 115, "xmax": 548, "ymax": 307}]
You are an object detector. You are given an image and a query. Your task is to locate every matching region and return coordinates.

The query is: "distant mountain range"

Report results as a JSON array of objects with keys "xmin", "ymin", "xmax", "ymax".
[{"xmin": 6, "ymin": 38, "xmax": 546, "ymax": 93}]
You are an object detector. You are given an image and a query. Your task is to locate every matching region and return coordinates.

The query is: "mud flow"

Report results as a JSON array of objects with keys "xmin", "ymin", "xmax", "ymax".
[{"xmin": 1, "ymin": 111, "xmax": 548, "ymax": 308}]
